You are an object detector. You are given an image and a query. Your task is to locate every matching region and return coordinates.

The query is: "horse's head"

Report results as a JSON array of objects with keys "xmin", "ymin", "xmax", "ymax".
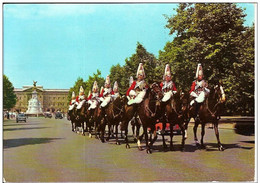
[
  {"xmin": 212, "ymin": 82, "xmax": 226, "ymax": 104},
  {"xmin": 150, "ymin": 82, "xmax": 163, "ymax": 101}
]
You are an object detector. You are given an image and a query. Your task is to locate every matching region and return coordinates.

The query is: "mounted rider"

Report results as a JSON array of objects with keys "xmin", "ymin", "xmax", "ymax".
[
  {"xmin": 160, "ymin": 64, "xmax": 177, "ymax": 102},
  {"xmin": 112, "ymin": 81, "xmax": 120, "ymax": 100},
  {"xmin": 69, "ymin": 91, "xmax": 77, "ymax": 111},
  {"xmin": 87, "ymin": 81, "xmax": 100, "ymax": 110},
  {"xmin": 189, "ymin": 63, "xmax": 210, "ymax": 119},
  {"xmin": 126, "ymin": 63, "xmax": 149, "ymax": 105},
  {"xmin": 100, "ymin": 75, "xmax": 114, "ymax": 108},
  {"xmin": 76, "ymin": 86, "xmax": 87, "ymax": 109}
]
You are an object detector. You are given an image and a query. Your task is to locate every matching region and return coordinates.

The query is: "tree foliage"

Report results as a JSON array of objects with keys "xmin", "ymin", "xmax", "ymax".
[
  {"xmin": 3, "ymin": 75, "xmax": 17, "ymax": 110},
  {"xmin": 160, "ymin": 3, "xmax": 254, "ymax": 115},
  {"xmin": 68, "ymin": 70, "xmax": 105, "ymax": 104},
  {"xmin": 109, "ymin": 42, "xmax": 159, "ymax": 94}
]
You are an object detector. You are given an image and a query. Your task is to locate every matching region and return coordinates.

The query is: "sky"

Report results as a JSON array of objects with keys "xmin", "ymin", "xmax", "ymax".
[{"xmin": 3, "ymin": 3, "xmax": 255, "ymax": 89}]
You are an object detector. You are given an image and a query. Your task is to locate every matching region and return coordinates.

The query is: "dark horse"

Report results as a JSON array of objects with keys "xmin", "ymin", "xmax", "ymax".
[
  {"xmin": 121, "ymin": 82, "xmax": 163, "ymax": 153},
  {"xmin": 102, "ymin": 96, "xmax": 125, "ymax": 145},
  {"xmin": 189, "ymin": 83, "xmax": 226, "ymax": 151},
  {"xmin": 160, "ymin": 91, "xmax": 190, "ymax": 151},
  {"xmin": 91, "ymin": 102, "xmax": 106, "ymax": 142},
  {"xmin": 67, "ymin": 104, "xmax": 78, "ymax": 132},
  {"xmin": 76, "ymin": 100, "xmax": 88, "ymax": 136},
  {"xmin": 76, "ymin": 100, "xmax": 92, "ymax": 136}
]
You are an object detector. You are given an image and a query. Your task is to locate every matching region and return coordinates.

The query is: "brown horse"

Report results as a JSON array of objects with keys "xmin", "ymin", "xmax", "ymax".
[
  {"xmin": 189, "ymin": 83, "xmax": 226, "ymax": 151},
  {"xmin": 160, "ymin": 91, "xmax": 190, "ymax": 151},
  {"xmin": 75, "ymin": 100, "xmax": 90, "ymax": 136},
  {"xmin": 121, "ymin": 82, "xmax": 163, "ymax": 153},
  {"xmin": 67, "ymin": 105, "xmax": 78, "ymax": 132},
  {"xmin": 102, "ymin": 96, "xmax": 125, "ymax": 144},
  {"xmin": 91, "ymin": 103, "xmax": 106, "ymax": 142}
]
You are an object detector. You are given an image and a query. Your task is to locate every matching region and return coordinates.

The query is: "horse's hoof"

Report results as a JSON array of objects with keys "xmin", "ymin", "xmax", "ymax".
[
  {"xmin": 146, "ymin": 149, "xmax": 152, "ymax": 154},
  {"xmin": 116, "ymin": 141, "xmax": 120, "ymax": 145},
  {"xmin": 106, "ymin": 138, "xmax": 109, "ymax": 142},
  {"xmin": 200, "ymin": 143, "xmax": 206, "ymax": 149},
  {"xmin": 138, "ymin": 146, "xmax": 142, "ymax": 151},
  {"xmin": 219, "ymin": 146, "xmax": 225, "ymax": 151},
  {"xmin": 82, "ymin": 133, "xmax": 85, "ymax": 136},
  {"xmin": 126, "ymin": 144, "xmax": 130, "ymax": 149},
  {"xmin": 196, "ymin": 143, "xmax": 200, "ymax": 149},
  {"xmin": 101, "ymin": 139, "xmax": 105, "ymax": 143},
  {"xmin": 89, "ymin": 134, "xmax": 92, "ymax": 138},
  {"xmin": 163, "ymin": 144, "xmax": 168, "ymax": 149},
  {"xmin": 170, "ymin": 145, "xmax": 174, "ymax": 151}
]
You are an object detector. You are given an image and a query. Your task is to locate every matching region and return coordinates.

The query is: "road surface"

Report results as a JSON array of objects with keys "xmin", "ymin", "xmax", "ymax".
[{"xmin": 3, "ymin": 117, "xmax": 255, "ymax": 182}]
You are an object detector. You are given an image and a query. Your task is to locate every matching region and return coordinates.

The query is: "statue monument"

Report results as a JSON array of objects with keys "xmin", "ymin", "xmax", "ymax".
[{"xmin": 26, "ymin": 81, "xmax": 43, "ymax": 116}]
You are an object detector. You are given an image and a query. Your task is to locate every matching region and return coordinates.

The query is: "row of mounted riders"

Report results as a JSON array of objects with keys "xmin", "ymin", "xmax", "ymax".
[{"xmin": 67, "ymin": 82, "xmax": 225, "ymax": 154}]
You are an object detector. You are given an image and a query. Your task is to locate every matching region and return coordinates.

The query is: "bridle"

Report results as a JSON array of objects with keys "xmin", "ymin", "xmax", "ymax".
[{"xmin": 145, "ymin": 83, "xmax": 162, "ymax": 117}]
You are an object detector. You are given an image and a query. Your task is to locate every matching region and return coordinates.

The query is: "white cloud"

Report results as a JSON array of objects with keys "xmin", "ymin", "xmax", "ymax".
[{"xmin": 4, "ymin": 4, "xmax": 96, "ymax": 19}]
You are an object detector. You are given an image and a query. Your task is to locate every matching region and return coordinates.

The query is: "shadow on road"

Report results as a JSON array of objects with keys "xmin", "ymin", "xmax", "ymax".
[
  {"xmin": 3, "ymin": 123, "xmax": 41, "ymax": 127},
  {"xmin": 4, "ymin": 138, "xmax": 63, "ymax": 149},
  {"xmin": 3, "ymin": 127, "xmax": 50, "ymax": 132},
  {"xmin": 204, "ymin": 143, "xmax": 254, "ymax": 151}
]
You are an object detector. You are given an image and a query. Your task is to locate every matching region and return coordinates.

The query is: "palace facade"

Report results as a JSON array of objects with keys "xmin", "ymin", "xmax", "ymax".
[{"xmin": 13, "ymin": 85, "xmax": 69, "ymax": 113}]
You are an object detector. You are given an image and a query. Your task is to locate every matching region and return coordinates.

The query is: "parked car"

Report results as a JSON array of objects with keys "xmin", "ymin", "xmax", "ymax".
[
  {"xmin": 155, "ymin": 122, "xmax": 182, "ymax": 135},
  {"xmin": 55, "ymin": 112, "xmax": 63, "ymax": 119},
  {"xmin": 16, "ymin": 113, "xmax": 27, "ymax": 123},
  {"xmin": 44, "ymin": 112, "xmax": 52, "ymax": 118}
]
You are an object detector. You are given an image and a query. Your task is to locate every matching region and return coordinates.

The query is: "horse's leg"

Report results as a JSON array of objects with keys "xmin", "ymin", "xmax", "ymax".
[
  {"xmin": 71, "ymin": 121, "xmax": 75, "ymax": 132},
  {"xmin": 111, "ymin": 125, "xmax": 115, "ymax": 138},
  {"xmin": 100, "ymin": 118, "xmax": 105, "ymax": 143},
  {"xmin": 200, "ymin": 123, "xmax": 206, "ymax": 149},
  {"xmin": 125, "ymin": 126, "xmax": 130, "ymax": 148},
  {"xmin": 81, "ymin": 121, "xmax": 85, "ymax": 136},
  {"xmin": 150, "ymin": 126, "xmax": 158, "ymax": 149},
  {"xmin": 144, "ymin": 126, "xmax": 151, "ymax": 154},
  {"xmin": 169, "ymin": 123, "xmax": 174, "ymax": 151},
  {"xmin": 179, "ymin": 123, "xmax": 186, "ymax": 151},
  {"xmin": 193, "ymin": 120, "xmax": 200, "ymax": 147},
  {"xmin": 132, "ymin": 123, "xmax": 137, "ymax": 142},
  {"xmin": 106, "ymin": 123, "xmax": 111, "ymax": 142},
  {"xmin": 213, "ymin": 121, "xmax": 224, "ymax": 151},
  {"xmin": 115, "ymin": 124, "xmax": 120, "ymax": 145},
  {"xmin": 161, "ymin": 121, "xmax": 167, "ymax": 149}
]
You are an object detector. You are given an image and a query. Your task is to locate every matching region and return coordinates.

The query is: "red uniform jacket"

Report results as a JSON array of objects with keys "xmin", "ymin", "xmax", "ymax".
[
  {"xmin": 99, "ymin": 88, "xmax": 114, "ymax": 98},
  {"xmin": 126, "ymin": 80, "xmax": 148, "ymax": 96},
  {"xmin": 189, "ymin": 81, "xmax": 196, "ymax": 94}
]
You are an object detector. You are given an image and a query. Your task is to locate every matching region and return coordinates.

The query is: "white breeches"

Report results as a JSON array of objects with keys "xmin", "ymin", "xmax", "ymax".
[
  {"xmin": 101, "ymin": 96, "xmax": 111, "ymax": 107},
  {"xmin": 127, "ymin": 90, "xmax": 146, "ymax": 105},
  {"xmin": 190, "ymin": 91, "xmax": 206, "ymax": 105},
  {"xmin": 69, "ymin": 104, "xmax": 75, "ymax": 111},
  {"xmin": 162, "ymin": 91, "xmax": 173, "ymax": 102},
  {"xmin": 88, "ymin": 100, "xmax": 98, "ymax": 110}
]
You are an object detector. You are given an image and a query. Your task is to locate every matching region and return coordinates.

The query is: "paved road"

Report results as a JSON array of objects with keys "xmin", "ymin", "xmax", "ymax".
[{"xmin": 3, "ymin": 117, "xmax": 255, "ymax": 182}]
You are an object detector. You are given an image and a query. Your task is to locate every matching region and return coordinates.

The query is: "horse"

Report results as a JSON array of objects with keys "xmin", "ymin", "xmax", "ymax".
[
  {"xmin": 160, "ymin": 91, "xmax": 190, "ymax": 151},
  {"xmin": 91, "ymin": 102, "xmax": 106, "ymax": 142},
  {"xmin": 67, "ymin": 104, "xmax": 78, "ymax": 132},
  {"xmin": 121, "ymin": 82, "xmax": 163, "ymax": 153},
  {"xmin": 75, "ymin": 100, "xmax": 92, "ymax": 136},
  {"xmin": 189, "ymin": 83, "xmax": 226, "ymax": 151},
  {"xmin": 102, "ymin": 95, "xmax": 125, "ymax": 144}
]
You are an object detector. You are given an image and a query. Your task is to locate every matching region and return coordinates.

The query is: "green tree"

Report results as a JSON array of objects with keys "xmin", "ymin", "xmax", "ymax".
[
  {"xmin": 160, "ymin": 3, "xmax": 254, "ymax": 115},
  {"xmin": 224, "ymin": 24, "xmax": 255, "ymax": 115},
  {"xmin": 108, "ymin": 42, "xmax": 159, "ymax": 94},
  {"xmin": 67, "ymin": 70, "xmax": 105, "ymax": 105},
  {"xmin": 3, "ymin": 75, "xmax": 16, "ymax": 110}
]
